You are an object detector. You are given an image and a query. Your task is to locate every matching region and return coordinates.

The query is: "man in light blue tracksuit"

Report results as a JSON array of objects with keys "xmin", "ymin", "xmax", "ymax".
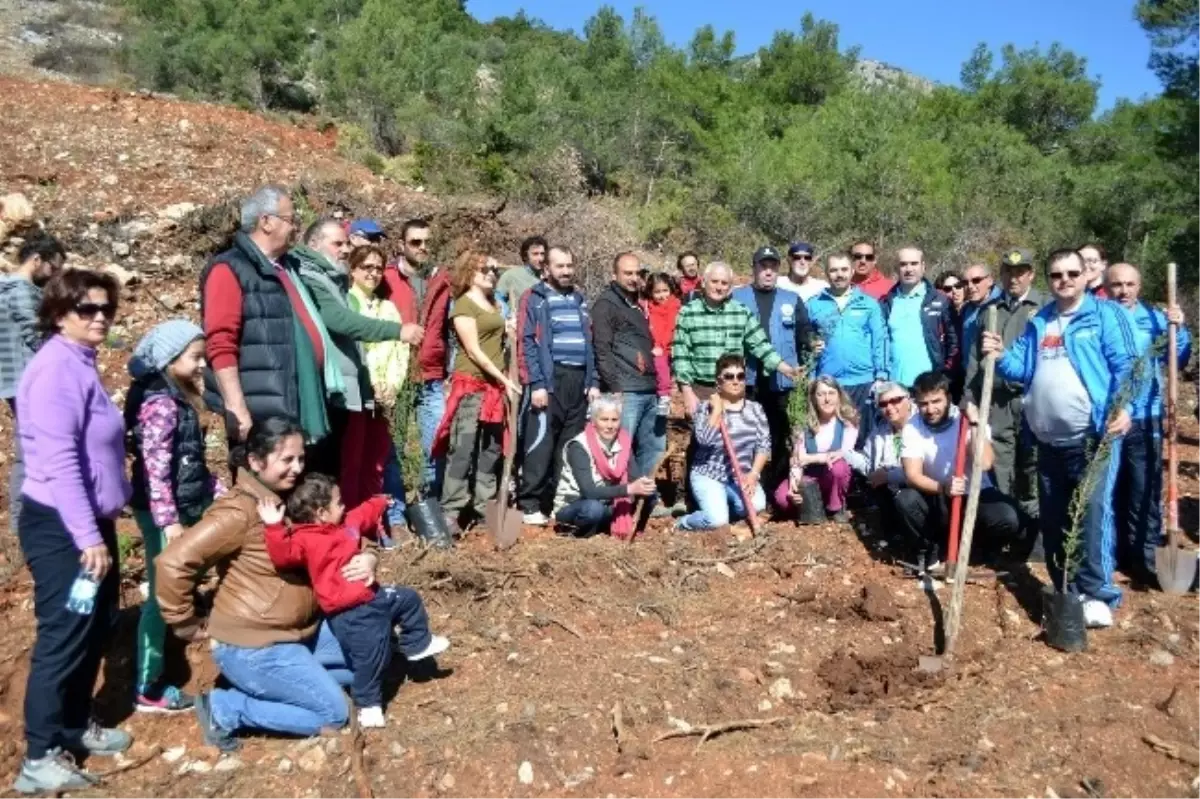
[
  {"xmin": 806, "ymin": 252, "xmax": 888, "ymax": 440},
  {"xmin": 732, "ymin": 246, "xmax": 813, "ymax": 493},
  {"xmin": 982, "ymin": 249, "xmax": 1139, "ymax": 629},
  {"xmin": 1104, "ymin": 262, "xmax": 1192, "ymax": 586}
]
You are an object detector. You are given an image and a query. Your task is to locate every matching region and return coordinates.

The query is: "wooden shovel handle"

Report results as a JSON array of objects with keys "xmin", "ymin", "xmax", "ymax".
[{"xmin": 1166, "ymin": 263, "xmax": 1179, "ymax": 545}]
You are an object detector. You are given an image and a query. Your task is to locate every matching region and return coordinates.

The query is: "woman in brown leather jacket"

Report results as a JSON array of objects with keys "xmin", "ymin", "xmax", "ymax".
[{"xmin": 156, "ymin": 417, "xmax": 378, "ymax": 752}]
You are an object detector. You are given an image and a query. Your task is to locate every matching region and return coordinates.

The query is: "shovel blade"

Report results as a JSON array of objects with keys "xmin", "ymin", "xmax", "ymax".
[
  {"xmin": 486, "ymin": 499, "xmax": 523, "ymax": 550},
  {"xmin": 1155, "ymin": 539, "xmax": 1198, "ymax": 595}
]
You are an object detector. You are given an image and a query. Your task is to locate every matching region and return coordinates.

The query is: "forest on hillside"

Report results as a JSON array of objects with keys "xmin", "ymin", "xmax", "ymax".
[{"xmin": 119, "ymin": 0, "xmax": 1197, "ymax": 294}]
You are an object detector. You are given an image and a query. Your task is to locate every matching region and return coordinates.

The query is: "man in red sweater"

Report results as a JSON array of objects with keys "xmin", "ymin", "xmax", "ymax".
[
  {"xmin": 849, "ymin": 241, "xmax": 896, "ymax": 301},
  {"xmin": 379, "ymin": 218, "xmax": 453, "ymax": 498}
]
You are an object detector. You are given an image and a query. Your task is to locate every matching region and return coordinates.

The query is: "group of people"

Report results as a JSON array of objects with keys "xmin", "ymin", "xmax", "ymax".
[{"xmin": 0, "ymin": 182, "xmax": 1189, "ymax": 792}]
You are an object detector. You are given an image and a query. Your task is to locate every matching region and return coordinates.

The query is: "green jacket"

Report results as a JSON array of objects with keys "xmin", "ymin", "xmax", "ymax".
[{"xmin": 293, "ymin": 245, "xmax": 402, "ymax": 412}]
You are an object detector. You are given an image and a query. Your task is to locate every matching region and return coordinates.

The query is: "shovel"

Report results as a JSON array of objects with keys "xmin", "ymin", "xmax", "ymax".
[
  {"xmin": 944, "ymin": 412, "xmax": 971, "ymax": 573},
  {"xmin": 486, "ymin": 340, "xmax": 523, "ymax": 550},
  {"xmin": 1155, "ymin": 262, "xmax": 1197, "ymax": 594},
  {"xmin": 719, "ymin": 416, "xmax": 762, "ymax": 537},
  {"xmin": 627, "ymin": 444, "xmax": 677, "ymax": 544}
]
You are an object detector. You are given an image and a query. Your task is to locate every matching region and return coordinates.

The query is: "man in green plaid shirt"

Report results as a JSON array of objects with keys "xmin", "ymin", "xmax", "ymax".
[{"xmin": 672, "ymin": 262, "xmax": 799, "ymax": 417}]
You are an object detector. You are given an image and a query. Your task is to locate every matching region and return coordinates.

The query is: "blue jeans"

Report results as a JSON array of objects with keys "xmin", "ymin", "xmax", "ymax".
[
  {"xmin": 1038, "ymin": 438, "xmax": 1123, "ymax": 607},
  {"xmin": 416, "ymin": 380, "xmax": 446, "ymax": 498},
  {"xmin": 209, "ymin": 622, "xmax": 352, "ymax": 736},
  {"xmin": 382, "ymin": 442, "xmax": 407, "ymax": 526},
  {"xmin": 619, "ymin": 392, "xmax": 666, "ymax": 479},
  {"xmin": 677, "ymin": 471, "xmax": 766, "ymax": 530},
  {"xmin": 555, "ymin": 499, "xmax": 613, "ymax": 535}
]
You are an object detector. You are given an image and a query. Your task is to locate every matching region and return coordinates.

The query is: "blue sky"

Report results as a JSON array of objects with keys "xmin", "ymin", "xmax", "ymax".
[{"xmin": 466, "ymin": 0, "xmax": 1160, "ymax": 111}]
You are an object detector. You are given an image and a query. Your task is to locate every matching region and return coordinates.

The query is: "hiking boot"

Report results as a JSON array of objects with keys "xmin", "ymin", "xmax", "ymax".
[
  {"xmin": 13, "ymin": 748, "xmax": 98, "ymax": 794},
  {"xmin": 194, "ymin": 692, "xmax": 240, "ymax": 752},
  {"xmin": 136, "ymin": 685, "xmax": 195, "ymax": 714},
  {"xmin": 1082, "ymin": 597, "xmax": 1113, "ymax": 629},
  {"xmin": 357, "ymin": 706, "xmax": 386, "ymax": 728},
  {"xmin": 522, "ymin": 511, "xmax": 549, "ymax": 526},
  {"xmin": 80, "ymin": 721, "xmax": 131, "ymax": 756},
  {"xmin": 406, "ymin": 634, "xmax": 450, "ymax": 661}
]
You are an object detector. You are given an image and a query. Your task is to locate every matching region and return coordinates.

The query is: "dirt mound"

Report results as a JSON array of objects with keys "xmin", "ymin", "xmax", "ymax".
[
  {"xmin": 817, "ymin": 648, "xmax": 938, "ymax": 712},
  {"xmin": 855, "ymin": 582, "xmax": 900, "ymax": 622}
]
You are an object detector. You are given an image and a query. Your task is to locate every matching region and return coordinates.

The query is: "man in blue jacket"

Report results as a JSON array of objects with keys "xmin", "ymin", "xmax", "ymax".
[
  {"xmin": 880, "ymin": 247, "xmax": 958, "ymax": 389},
  {"xmin": 731, "ymin": 246, "xmax": 813, "ymax": 494},
  {"xmin": 1105, "ymin": 262, "xmax": 1191, "ymax": 586},
  {"xmin": 981, "ymin": 248, "xmax": 1139, "ymax": 629},
  {"xmin": 516, "ymin": 246, "xmax": 599, "ymax": 525},
  {"xmin": 806, "ymin": 253, "xmax": 888, "ymax": 438}
]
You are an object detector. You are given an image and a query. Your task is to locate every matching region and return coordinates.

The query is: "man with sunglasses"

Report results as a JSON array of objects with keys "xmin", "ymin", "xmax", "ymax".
[
  {"xmin": 964, "ymin": 248, "xmax": 1047, "ymax": 554},
  {"xmin": 960, "ymin": 263, "xmax": 1001, "ymax": 367},
  {"xmin": 516, "ymin": 246, "xmax": 599, "ymax": 526},
  {"xmin": 880, "ymin": 247, "xmax": 958, "ymax": 390},
  {"xmin": 776, "ymin": 242, "xmax": 828, "ymax": 302},
  {"xmin": 846, "ymin": 381, "xmax": 913, "ymax": 502},
  {"xmin": 849, "ymin": 241, "xmax": 894, "ymax": 301},
  {"xmin": 982, "ymin": 249, "xmax": 1139, "ymax": 629},
  {"xmin": 1104, "ymin": 262, "xmax": 1191, "ymax": 586}
]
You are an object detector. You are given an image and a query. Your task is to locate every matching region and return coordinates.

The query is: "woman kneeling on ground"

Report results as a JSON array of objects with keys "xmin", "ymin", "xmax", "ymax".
[
  {"xmin": 156, "ymin": 417, "xmax": 378, "ymax": 752},
  {"xmin": 776, "ymin": 375, "xmax": 859, "ymax": 523},
  {"xmin": 676, "ymin": 353, "xmax": 770, "ymax": 531},
  {"xmin": 552, "ymin": 394, "xmax": 657, "ymax": 537},
  {"xmin": 13, "ymin": 269, "xmax": 133, "ymax": 794}
]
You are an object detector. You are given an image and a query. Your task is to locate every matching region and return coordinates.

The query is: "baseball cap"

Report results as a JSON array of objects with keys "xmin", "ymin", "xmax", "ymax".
[
  {"xmin": 753, "ymin": 245, "xmax": 782, "ymax": 265},
  {"xmin": 787, "ymin": 241, "xmax": 814, "ymax": 257},
  {"xmin": 349, "ymin": 219, "xmax": 386, "ymax": 239},
  {"xmin": 1001, "ymin": 248, "xmax": 1033, "ymax": 268}
]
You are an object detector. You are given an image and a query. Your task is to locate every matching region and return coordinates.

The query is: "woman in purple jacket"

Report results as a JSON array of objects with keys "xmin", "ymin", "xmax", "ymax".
[{"xmin": 12, "ymin": 269, "xmax": 134, "ymax": 794}]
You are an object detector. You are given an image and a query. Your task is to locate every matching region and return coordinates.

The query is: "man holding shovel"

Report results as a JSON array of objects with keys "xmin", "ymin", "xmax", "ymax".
[
  {"xmin": 1104, "ymin": 262, "xmax": 1191, "ymax": 587},
  {"xmin": 981, "ymin": 249, "xmax": 1139, "ymax": 629}
]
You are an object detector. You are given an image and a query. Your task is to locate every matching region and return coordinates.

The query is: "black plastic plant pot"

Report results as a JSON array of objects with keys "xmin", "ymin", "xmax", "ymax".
[
  {"xmin": 1042, "ymin": 585, "xmax": 1088, "ymax": 652},
  {"xmin": 407, "ymin": 498, "xmax": 454, "ymax": 550},
  {"xmin": 796, "ymin": 481, "xmax": 827, "ymax": 526}
]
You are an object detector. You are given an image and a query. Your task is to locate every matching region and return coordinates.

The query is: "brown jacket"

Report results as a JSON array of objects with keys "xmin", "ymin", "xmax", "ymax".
[{"xmin": 155, "ymin": 472, "xmax": 321, "ymax": 648}]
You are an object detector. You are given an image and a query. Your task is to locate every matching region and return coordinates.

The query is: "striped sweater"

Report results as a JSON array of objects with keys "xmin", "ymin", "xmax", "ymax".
[{"xmin": 691, "ymin": 399, "xmax": 771, "ymax": 481}]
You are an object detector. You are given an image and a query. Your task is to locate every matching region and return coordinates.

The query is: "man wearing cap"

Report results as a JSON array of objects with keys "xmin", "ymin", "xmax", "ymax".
[
  {"xmin": 849, "ymin": 241, "xmax": 895, "ymax": 301},
  {"xmin": 1104, "ymin": 262, "xmax": 1191, "ymax": 585},
  {"xmin": 879, "ymin": 247, "xmax": 958, "ymax": 389},
  {"xmin": 807, "ymin": 252, "xmax": 888, "ymax": 434},
  {"xmin": 776, "ymin": 242, "xmax": 829, "ymax": 302},
  {"xmin": 496, "ymin": 235, "xmax": 547, "ymax": 307},
  {"xmin": 732, "ymin": 246, "xmax": 814, "ymax": 492},
  {"xmin": 673, "ymin": 261, "xmax": 799, "ymax": 418},
  {"xmin": 348, "ymin": 219, "xmax": 387, "ymax": 249},
  {"xmin": 964, "ymin": 247, "xmax": 1047, "ymax": 555}
]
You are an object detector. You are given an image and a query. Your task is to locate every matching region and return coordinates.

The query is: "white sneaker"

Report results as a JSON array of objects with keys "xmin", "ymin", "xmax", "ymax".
[
  {"xmin": 357, "ymin": 707, "xmax": 385, "ymax": 728},
  {"xmin": 407, "ymin": 634, "xmax": 450, "ymax": 661},
  {"xmin": 1081, "ymin": 597, "xmax": 1113, "ymax": 629},
  {"xmin": 522, "ymin": 511, "xmax": 548, "ymax": 526},
  {"xmin": 656, "ymin": 396, "xmax": 671, "ymax": 416}
]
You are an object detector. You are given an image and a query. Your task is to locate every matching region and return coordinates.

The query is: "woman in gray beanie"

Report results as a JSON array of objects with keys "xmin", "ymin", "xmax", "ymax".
[{"xmin": 124, "ymin": 319, "xmax": 224, "ymax": 713}]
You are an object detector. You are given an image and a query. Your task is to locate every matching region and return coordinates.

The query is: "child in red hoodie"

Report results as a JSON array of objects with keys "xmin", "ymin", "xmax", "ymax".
[
  {"xmin": 259, "ymin": 474, "xmax": 449, "ymax": 729},
  {"xmin": 645, "ymin": 272, "xmax": 682, "ymax": 415}
]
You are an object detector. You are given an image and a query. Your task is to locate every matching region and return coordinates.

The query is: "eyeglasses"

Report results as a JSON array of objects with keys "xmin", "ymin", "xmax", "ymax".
[
  {"xmin": 74, "ymin": 302, "xmax": 116, "ymax": 319},
  {"xmin": 966, "ymin": 276, "xmax": 989, "ymax": 285},
  {"xmin": 719, "ymin": 370, "xmax": 746, "ymax": 382},
  {"xmin": 851, "ymin": 252, "xmax": 875, "ymax": 262},
  {"xmin": 407, "ymin": 238, "xmax": 429, "ymax": 247},
  {"xmin": 877, "ymin": 395, "xmax": 907, "ymax": 410},
  {"xmin": 1049, "ymin": 269, "xmax": 1083, "ymax": 282}
]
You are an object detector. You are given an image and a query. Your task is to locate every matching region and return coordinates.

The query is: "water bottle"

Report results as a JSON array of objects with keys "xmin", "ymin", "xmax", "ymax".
[{"xmin": 65, "ymin": 569, "xmax": 99, "ymax": 615}]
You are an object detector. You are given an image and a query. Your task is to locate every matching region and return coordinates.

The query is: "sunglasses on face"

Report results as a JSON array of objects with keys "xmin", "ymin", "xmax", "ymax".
[
  {"xmin": 719, "ymin": 371, "xmax": 746, "ymax": 382},
  {"xmin": 967, "ymin": 276, "xmax": 988, "ymax": 285},
  {"xmin": 852, "ymin": 252, "xmax": 875, "ymax": 262},
  {"xmin": 354, "ymin": 264, "xmax": 384, "ymax": 274},
  {"xmin": 407, "ymin": 238, "xmax": 428, "ymax": 247},
  {"xmin": 877, "ymin": 395, "xmax": 907, "ymax": 410},
  {"xmin": 479, "ymin": 265, "xmax": 499, "ymax": 276},
  {"xmin": 74, "ymin": 302, "xmax": 116, "ymax": 319},
  {"xmin": 942, "ymin": 282, "xmax": 962, "ymax": 291},
  {"xmin": 1049, "ymin": 269, "xmax": 1083, "ymax": 282},
  {"xmin": 791, "ymin": 254, "xmax": 813, "ymax": 261}
]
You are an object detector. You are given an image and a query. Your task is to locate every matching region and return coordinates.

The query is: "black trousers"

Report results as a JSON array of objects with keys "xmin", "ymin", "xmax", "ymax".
[
  {"xmin": 327, "ymin": 586, "xmax": 432, "ymax": 708},
  {"xmin": 18, "ymin": 498, "xmax": 118, "ymax": 759},
  {"xmin": 518, "ymin": 365, "xmax": 588, "ymax": 514},
  {"xmin": 892, "ymin": 485, "xmax": 1020, "ymax": 562},
  {"xmin": 748, "ymin": 386, "xmax": 792, "ymax": 497}
]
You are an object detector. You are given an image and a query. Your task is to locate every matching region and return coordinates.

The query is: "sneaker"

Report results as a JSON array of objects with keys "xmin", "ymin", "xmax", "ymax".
[
  {"xmin": 13, "ymin": 748, "xmax": 98, "ymax": 794},
  {"xmin": 357, "ymin": 706, "xmax": 386, "ymax": 728},
  {"xmin": 194, "ymin": 692, "xmax": 240, "ymax": 752},
  {"xmin": 522, "ymin": 511, "xmax": 549, "ymax": 526},
  {"xmin": 406, "ymin": 634, "xmax": 450, "ymax": 661},
  {"xmin": 831, "ymin": 509, "xmax": 850, "ymax": 524},
  {"xmin": 80, "ymin": 721, "xmax": 132, "ymax": 756},
  {"xmin": 656, "ymin": 396, "xmax": 671, "ymax": 416},
  {"xmin": 378, "ymin": 533, "xmax": 397, "ymax": 551},
  {"xmin": 1081, "ymin": 597, "xmax": 1113, "ymax": 629},
  {"xmin": 136, "ymin": 685, "xmax": 195, "ymax": 714}
]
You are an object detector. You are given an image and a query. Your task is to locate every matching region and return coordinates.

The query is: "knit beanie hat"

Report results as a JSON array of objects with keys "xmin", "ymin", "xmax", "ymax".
[{"xmin": 128, "ymin": 319, "xmax": 205, "ymax": 380}]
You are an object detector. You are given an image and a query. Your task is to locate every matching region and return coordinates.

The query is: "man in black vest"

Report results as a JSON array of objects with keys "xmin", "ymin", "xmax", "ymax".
[{"xmin": 201, "ymin": 184, "xmax": 331, "ymax": 446}]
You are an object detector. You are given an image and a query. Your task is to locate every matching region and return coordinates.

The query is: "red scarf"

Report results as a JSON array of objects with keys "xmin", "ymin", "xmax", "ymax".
[
  {"xmin": 584, "ymin": 424, "xmax": 635, "ymax": 539},
  {"xmin": 431, "ymin": 373, "xmax": 510, "ymax": 459},
  {"xmin": 647, "ymin": 296, "xmax": 681, "ymax": 353}
]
